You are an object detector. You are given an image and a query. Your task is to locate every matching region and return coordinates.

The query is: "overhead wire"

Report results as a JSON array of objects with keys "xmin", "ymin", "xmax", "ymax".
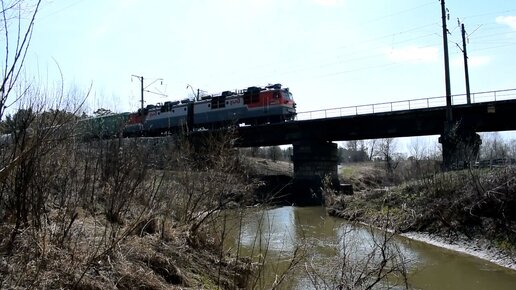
[
  {"xmin": 255, "ymin": 33, "xmax": 443, "ymax": 80},
  {"xmin": 227, "ymin": 21, "xmax": 443, "ymax": 81},
  {"xmin": 222, "ymin": 1, "xmax": 441, "ymax": 77},
  {"xmin": 222, "ymin": 1, "xmax": 516, "ymax": 87},
  {"xmin": 37, "ymin": 0, "xmax": 85, "ymax": 22},
  {"xmin": 461, "ymin": 8, "xmax": 516, "ymax": 21}
]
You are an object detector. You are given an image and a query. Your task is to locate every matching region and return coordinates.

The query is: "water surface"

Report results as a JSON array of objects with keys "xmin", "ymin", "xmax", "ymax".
[{"xmin": 222, "ymin": 206, "xmax": 516, "ymax": 289}]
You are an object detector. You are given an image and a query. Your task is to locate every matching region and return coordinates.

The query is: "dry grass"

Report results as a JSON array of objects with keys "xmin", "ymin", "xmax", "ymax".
[
  {"xmin": 244, "ymin": 157, "xmax": 293, "ymax": 177},
  {"xmin": 0, "ymin": 208, "xmax": 256, "ymax": 289},
  {"xmin": 0, "ymin": 125, "xmax": 258, "ymax": 289},
  {"xmin": 339, "ymin": 162, "xmax": 387, "ymax": 192}
]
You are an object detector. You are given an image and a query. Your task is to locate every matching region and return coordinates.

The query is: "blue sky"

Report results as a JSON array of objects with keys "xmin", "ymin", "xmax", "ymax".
[{"xmin": 16, "ymin": 0, "xmax": 516, "ymax": 114}]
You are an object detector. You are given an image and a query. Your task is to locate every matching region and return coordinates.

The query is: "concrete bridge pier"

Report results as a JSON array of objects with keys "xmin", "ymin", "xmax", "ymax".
[
  {"xmin": 439, "ymin": 121, "xmax": 481, "ymax": 169},
  {"xmin": 290, "ymin": 141, "xmax": 340, "ymax": 205}
]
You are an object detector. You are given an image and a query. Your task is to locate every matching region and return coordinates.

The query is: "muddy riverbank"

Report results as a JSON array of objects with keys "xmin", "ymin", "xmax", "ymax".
[
  {"xmin": 401, "ymin": 231, "xmax": 516, "ymax": 270},
  {"xmin": 327, "ymin": 164, "xmax": 516, "ymax": 272}
]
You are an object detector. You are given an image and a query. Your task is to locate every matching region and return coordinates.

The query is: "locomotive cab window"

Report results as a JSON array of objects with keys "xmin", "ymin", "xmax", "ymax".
[
  {"xmin": 243, "ymin": 86, "xmax": 261, "ymax": 104},
  {"xmin": 244, "ymin": 91, "xmax": 260, "ymax": 104},
  {"xmin": 211, "ymin": 96, "xmax": 226, "ymax": 109},
  {"xmin": 282, "ymin": 91, "xmax": 293, "ymax": 100}
]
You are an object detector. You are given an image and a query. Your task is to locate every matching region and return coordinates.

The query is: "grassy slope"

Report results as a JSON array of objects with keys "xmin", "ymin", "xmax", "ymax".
[{"xmin": 328, "ymin": 164, "xmax": 516, "ymax": 257}]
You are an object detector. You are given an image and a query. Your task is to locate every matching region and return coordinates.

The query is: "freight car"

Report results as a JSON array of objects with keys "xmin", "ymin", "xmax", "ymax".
[
  {"xmin": 0, "ymin": 113, "xmax": 130, "ymax": 144},
  {"xmin": 78, "ymin": 112, "xmax": 130, "ymax": 139}
]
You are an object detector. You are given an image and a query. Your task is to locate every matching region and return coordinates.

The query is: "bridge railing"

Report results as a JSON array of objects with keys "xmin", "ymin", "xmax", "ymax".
[{"xmin": 295, "ymin": 88, "xmax": 516, "ymax": 121}]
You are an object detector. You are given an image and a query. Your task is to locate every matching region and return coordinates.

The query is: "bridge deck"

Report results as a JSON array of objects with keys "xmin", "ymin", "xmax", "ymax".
[{"xmin": 235, "ymin": 92, "xmax": 516, "ymax": 147}]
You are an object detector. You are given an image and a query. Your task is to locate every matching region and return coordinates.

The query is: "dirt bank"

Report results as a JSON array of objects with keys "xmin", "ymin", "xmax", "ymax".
[{"xmin": 401, "ymin": 231, "xmax": 516, "ymax": 270}]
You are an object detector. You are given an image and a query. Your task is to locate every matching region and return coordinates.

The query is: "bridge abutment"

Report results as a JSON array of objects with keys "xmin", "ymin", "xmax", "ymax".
[
  {"xmin": 439, "ymin": 121, "xmax": 481, "ymax": 169},
  {"xmin": 290, "ymin": 141, "xmax": 339, "ymax": 205}
]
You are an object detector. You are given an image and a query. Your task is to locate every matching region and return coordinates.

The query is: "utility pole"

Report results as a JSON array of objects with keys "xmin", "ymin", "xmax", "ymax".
[
  {"xmin": 461, "ymin": 23, "xmax": 471, "ymax": 104},
  {"xmin": 132, "ymin": 75, "xmax": 166, "ymax": 112},
  {"xmin": 132, "ymin": 75, "xmax": 145, "ymax": 112},
  {"xmin": 440, "ymin": 0, "xmax": 452, "ymax": 122}
]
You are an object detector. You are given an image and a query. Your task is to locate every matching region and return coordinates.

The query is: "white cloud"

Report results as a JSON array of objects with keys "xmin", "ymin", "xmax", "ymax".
[
  {"xmin": 384, "ymin": 46, "xmax": 439, "ymax": 63},
  {"xmin": 496, "ymin": 16, "xmax": 516, "ymax": 30},
  {"xmin": 452, "ymin": 55, "xmax": 491, "ymax": 68},
  {"xmin": 469, "ymin": 55, "xmax": 492, "ymax": 66},
  {"xmin": 312, "ymin": 0, "xmax": 344, "ymax": 6}
]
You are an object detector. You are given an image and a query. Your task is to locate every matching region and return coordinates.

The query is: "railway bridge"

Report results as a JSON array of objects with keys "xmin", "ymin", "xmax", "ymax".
[{"xmin": 194, "ymin": 88, "xmax": 516, "ymax": 204}]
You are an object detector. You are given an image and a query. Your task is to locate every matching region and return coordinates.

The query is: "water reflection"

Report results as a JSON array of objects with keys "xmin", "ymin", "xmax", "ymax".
[
  {"xmin": 238, "ymin": 206, "xmax": 298, "ymax": 252},
  {"xmin": 224, "ymin": 206, "xmax": 516, "ymax": 289}
]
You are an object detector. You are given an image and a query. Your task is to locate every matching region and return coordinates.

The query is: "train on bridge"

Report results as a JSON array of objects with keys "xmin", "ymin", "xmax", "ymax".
[{"xmin": 80, "ymin": 83, "xmax": 296, "ymax": 139}]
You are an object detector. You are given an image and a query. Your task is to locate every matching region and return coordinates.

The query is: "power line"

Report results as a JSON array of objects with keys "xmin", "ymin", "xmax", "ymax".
[
  {"xmin": 220, "ymin": 18, "xmax": 442, "ymax": 78},
  {"xmin": 462, "ymin": 8, "xmax": 516, "ymax": 21},
  {"xmin": 131, "ymin": 75, "xmax": 166, "ymax": 112},
  {"xmin": 359, "ymin": 1, "xmax": 435, "ymax": 25},
  {"xmin": 201, "ymin": 2, "xmax": 515, "ymax": 89},
  {"xmin": 227, "ymin": 30, "xmax": 444, "ymax": 81},
  {"xmin": 37, "ymin": 0, "xmax": 85, "ymax": 21}
]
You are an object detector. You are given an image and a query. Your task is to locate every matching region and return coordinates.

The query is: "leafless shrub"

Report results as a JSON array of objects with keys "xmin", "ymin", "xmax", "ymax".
[
  {"xmin": 305, "ymin": 221, "xmax": 409, "ymax": 290},
  {"xmin": 163, "ymin": 131, "xmax": 253, "ymax": 236},
  {"xmin": 1, "ymin": 0, "xmax": 42, "ymax": 120},
  {"xmin": 0, "ymin": 1, "xmax": 257, "ymax": 288},
  {"xmin": 0, "ymin": 84, "xmax": 83, "ymax": 246},
  {"xmin": 97, "ymin": 138, "xmax": 147, "ymax": 224}
]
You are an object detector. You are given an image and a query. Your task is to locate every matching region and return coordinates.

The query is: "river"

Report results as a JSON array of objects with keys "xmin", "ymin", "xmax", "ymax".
[{"xmin": 221, "ymin": 206, "xmax": 516, "ymax": 289}]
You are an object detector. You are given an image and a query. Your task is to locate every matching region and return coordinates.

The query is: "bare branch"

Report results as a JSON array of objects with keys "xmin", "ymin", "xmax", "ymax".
[{"xmin": 1, "ymin": 0, "xmax": 41, "ymax": 119}]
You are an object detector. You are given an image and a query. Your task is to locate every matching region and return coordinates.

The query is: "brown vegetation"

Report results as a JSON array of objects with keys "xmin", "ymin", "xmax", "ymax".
[{"xmin": 0, "ymin": 103, "xmax": 262, "ymax": 289}]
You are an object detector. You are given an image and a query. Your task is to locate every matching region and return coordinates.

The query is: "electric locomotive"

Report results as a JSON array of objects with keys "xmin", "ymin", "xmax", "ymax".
[{"xmin": 124, "ymin": 83, "xmax": 296, "ymax": 136}]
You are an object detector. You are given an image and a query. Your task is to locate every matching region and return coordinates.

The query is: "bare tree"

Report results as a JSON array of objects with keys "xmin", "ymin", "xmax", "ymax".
[
  {"xmin": 376, "ymin": 138, "xmax": 398, "ymax": 174},
  {"xmin": 509, "ymin": 139, "xmax": 516, "ymax": 160},
  {"xmin": 1, "ymin": 0, "xmax": 42, "ymax": 120},
  {"xmin": 345, "ymin": 140, "xmax": 368, "ymax": 163},
  {"xmin": 408, "ymin": 137, "xmax": 428, "ymax": 161},
  {"xmin": 268, "ymin": 145, "xmax": 282, "ymax": 162},
  {"xmin": 366, "ymin": 139, "xmax": 377, "ymax": 161},
  {"xmin": 480, "ymin": 132, "xmax": 508, "ymax": 161}
]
